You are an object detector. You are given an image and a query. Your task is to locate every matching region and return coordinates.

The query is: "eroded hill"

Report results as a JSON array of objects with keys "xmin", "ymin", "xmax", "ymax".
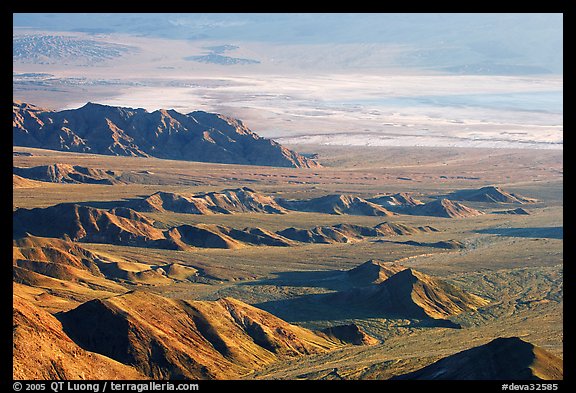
[
  {"xmin": 391, "ymin": 337, "xmax": 563, "ymax": 380},
  {"xmin": 13, "ymin": 102, "xmax": 320, "ymax": 168},
  {"xmin": 58, "ymin": 291, "xmax": 346, "ymax": 379}
]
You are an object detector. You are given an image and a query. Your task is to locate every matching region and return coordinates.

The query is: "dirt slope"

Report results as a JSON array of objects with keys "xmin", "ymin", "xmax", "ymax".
[
  {"xmin": 59, "ymin": 291, "xmax": 341, "ymax": 379},
  {"xmin": 13, "ymin": 295, "xmax": 145, "ymax": 380},
  {"xmin": 391, "ymin": 337, "xmax": 563, "ymax": 380}
]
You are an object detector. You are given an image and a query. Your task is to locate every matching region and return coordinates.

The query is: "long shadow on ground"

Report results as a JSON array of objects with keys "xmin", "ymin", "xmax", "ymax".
[
  {"xmin": 241, "ymin": 270, "xmax": 352, "ymax": 291},
  {"xmin": 253, "ymin": 290, "xmax": 460, "ymax": 329},
  {"xmin": 475, "ymin": 227, "xmax": 563, "ymax": 240}
]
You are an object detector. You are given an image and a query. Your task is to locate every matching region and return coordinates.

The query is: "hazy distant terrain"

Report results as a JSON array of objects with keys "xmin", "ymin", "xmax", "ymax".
[{"xmin": 13, "ymin": 13, "xmax": 562, "ymax": 149}]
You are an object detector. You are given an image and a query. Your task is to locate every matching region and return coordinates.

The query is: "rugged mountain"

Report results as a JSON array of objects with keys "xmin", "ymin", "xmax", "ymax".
[
  {"xmin": 346, "ymin": 259, "xmax": 408, "ymax": 286},
  {"xmin": 10, "ymin": 203, "xmax": 294, "ymax": 250},
  {"xmin": 277, "ymin": 222, "xmax": 436, "ymax": 244},
  {"xmin": 368, "ymin": 192, "xmax": 424, "ymax": 212},
  {"xmin": 166, "ymin": 224, "xmax": 296, "ymax": 249},
  {"xmin": 132, "ymin": 191, "xmax": 212, "ymax": 214},
  {"xmin": 328, "ymin": 268, "xmax": 489, "ymax": 320},
  {"xmin": 12, "ymin": 204, "xmax": 234, "ymax": 250},
  {"xmin": 447, "ymin": 186, "xmax": 537, "ymax": 204},
  {"xmin": 58, "ymin": 291, "xmax": 341, "ymax": 379},
  {"xmin": 391, "ymin": 337, "xmax": 563, "ymax": 380},
  {"xmin": 13, "ymin": 295, "xmax": 145, "ymax": 380},
  {"xmin": 14, "ymin": 204, "xmax": 437, "ymax": 250},
  {"xmin": 131, "ymin": 187, "xmax": 287, "ymax": 214},
  {"xmin": 278, "ymin": 194, "xmax": 395, "ymax": 216},
  {"xmin": 409, "ymin": 198, "xmax": 484, "ymax": 218},
  {"xmin": 277, "ymin": 226, "xmax": 361, "ymax": 244},
  {"xmin": 13, "ymin": 35, "xmax": 136, "ymax": 64},
  {"xmin": 13, "ymin": 235, "xmax": 199, "ymax": 294},
  {"xmin": 14, "ymin": 163, "xmax": 121, "ymax": 184},
  {"xmin": 13, "ymin": 203, "xmax": 166, "ymax": 248},
  {"xmin": 13, "ymin": 101, "xmax": 320, "ymax": 168}
]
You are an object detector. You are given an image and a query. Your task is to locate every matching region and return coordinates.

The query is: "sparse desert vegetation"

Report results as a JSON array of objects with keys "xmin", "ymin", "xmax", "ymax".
[
  {"xmin": 13, "ymin": 142, "xmax": 562, "ymax": 380},
  {"xmin": 13, "ymin": 13, "xmax": 562, "ymax": 382}
]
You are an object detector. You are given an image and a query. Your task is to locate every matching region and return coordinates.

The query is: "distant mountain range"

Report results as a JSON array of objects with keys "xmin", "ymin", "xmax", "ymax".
[
  {"xmin": 13, "ymin": 14, "xmax": 562, "ymax": 74},
  {"xmin": 13, "ymin": 102, "xmax": 320, "ymax": 168}
]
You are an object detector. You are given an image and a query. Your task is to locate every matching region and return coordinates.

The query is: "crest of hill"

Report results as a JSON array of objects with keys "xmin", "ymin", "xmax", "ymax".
[
  {"xmin": 495, "ymin": 207, "xmax": 531, "ymax": 215},
  {"xmin": 277, "ymin": 222, "xmax": 437, "ymax": 244},
  {"xmin": 447, "ymin": 186, "xmax": 537, "ymax": 204},
  {"xmin": 368, "ymin": 192, "xmax": 424, "ymax": 212},
  {"xmin": 13, "ymin": 203, "xmax": 165, "ymax": 248},
  {"xmin": 165, "ymin": 224, "xmax": 296, "ymax": 249},
  {"xmin": 328, "ymin": 267, "xmax": 489, "ymax": 320},
  {"xmin": 14, "ymin": 204, "xmax": 438, "ymax": 251},
  {"xmin": 13, "ymin": 101, "xmax": 320, "ymax": 168},
  {"xmin": 14, "ymin": 163, "xmax": 121, "ymax": 184},
  {"xmin": 13, "ymin": 295, "xmax": 145, "ymax": 380},
  {"xmin": 278, "ymin": 194, "xmax": 395, "ymax": 216},
  {"xmin": 132, "ymin": 187, "xmax": 287, "ymax": 214},
  {"xmin": 13, "ymin": 235, "xmax": 198, "ymax": 290},
  {"xmin": 391, "ymin": 337, "xmax": 563, "ymax": 380},
  {"xmin": 13, "ymin": 174, "xmax": 43, "ymax": 188},
  {"xmin": 58, "ymin": 291, "xmax": 342, "ymax": 379},
  {"xmin": 409, "ymin": 198, "xmax": 484, "ymax": 218},
  {"xmin": 13, "ymin": 235, "xmax": 103, "ymax": 275},
  {"xmin": 11, "ymin": 204, "xmax": 293, "ymax": 250},
  {"xmin": 346, "ymin": 259, "xmax": 408, "ymax": 286}
]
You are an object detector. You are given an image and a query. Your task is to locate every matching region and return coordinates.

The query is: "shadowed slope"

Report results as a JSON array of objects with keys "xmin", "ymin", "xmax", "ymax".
[
  {"xmin": 278, "ymin": 194, "xmax": 395, "ymax": 216},
  {"xmin": 391, "ymin": 337, "xmax": 563, "ymax": 380},
  {"xmin": 13, "ymin": 102, "xmax": 320, "ymax": 168},
  {"xmin": 409, "ymin": 198, "xmax": 484, "ymax": 218},
  {"xmin": 14, "ymin": 204, "xmax": 438, "ymax": 250},
  {"xmin": 368, "ymin": 192, "xmax": 424, "ymax": 212},
  {"xmin": 13, "ymin": 295, "xmax": 145, "ymax": 380},
  {"xmin": 13, "ymin": 203, "xmax": 165, "ymax": 247},
  {"xmin": 58, "ymin": 291, "xmax": 341, "ymax": 379},
  {"xmin": 131, "ymin": 187, "xmax": 287, "ymax": 214},
  {"xmin": 319, "ymin": 324, "xmax": 379, "ymax": 346},
  {"xmin": 13, "ymin": 163, "xmax": 121, "ymax": 184},
  {"xmin": 278, "ymin": 222, "xmax": 437, "ymax": 244},
  {"xmin": 328, "ymin": 268, "xmax": 489, "ymax": 320},
  {"xmin": 447, "ymin": 186, "xmax": 537, "ymax": 204},
  {"xmin": 346, "ymin": 259, "xmax": 408, "ymax": 286}
]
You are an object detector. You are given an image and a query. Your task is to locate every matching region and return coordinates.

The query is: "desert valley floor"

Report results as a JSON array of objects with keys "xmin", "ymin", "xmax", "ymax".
[{"xmin": 13, "ymin": 144, "xmax": 563, "ymax": 380}]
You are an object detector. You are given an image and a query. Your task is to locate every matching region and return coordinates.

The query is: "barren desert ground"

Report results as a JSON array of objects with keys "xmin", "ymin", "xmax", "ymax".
[
  {"xmin": 13, "ymin": 14, "xmax": 563, "ymax": 381},
  {"xmin": 13, "ymin": 143, "xmax": 563, "ymax": 379}
]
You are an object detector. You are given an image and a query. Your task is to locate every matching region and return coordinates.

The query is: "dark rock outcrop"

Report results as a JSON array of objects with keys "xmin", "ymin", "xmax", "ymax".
[{"xmin": 13, "ymin": 101, "xmax": 320, "ymax": 168}]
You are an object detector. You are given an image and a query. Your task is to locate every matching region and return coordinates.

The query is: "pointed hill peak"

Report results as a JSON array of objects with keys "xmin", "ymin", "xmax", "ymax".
[
  {"xmin": 447, "ymin": 185, "xmax": 538, "ymax": 204},
  {"xmin": 392, "ymin": 336, "xmax": 563, "ymax": 380},
  {"xmin": 410, "ymin": 198, "xmax": 484, "ymax": 218},
  {"xmin": 347, "ymin": 259, "xmax": 407, "ymax": 285}
]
